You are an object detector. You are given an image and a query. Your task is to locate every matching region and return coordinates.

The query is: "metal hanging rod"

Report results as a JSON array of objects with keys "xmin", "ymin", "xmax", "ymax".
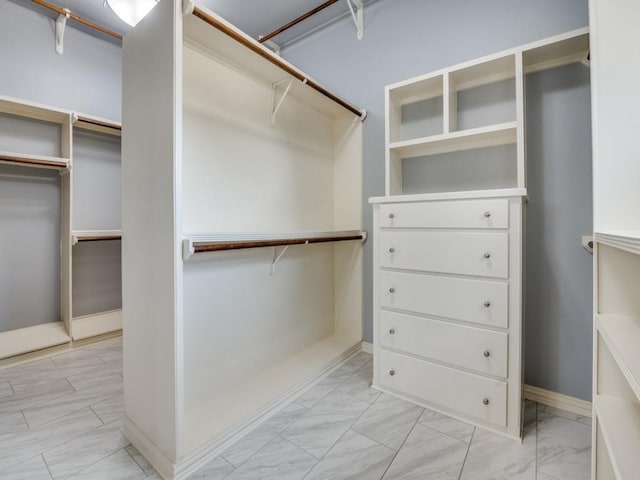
[
  {"xmin": 31, "ymin": 0, "xmax": 123, "ymax": 41},
  {"xmin": 259, "ymin": 0, "xmax": 340, "ymax": 44}
]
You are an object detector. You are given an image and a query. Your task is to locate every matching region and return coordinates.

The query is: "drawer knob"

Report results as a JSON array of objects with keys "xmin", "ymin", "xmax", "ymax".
[
  {"xmin": 389, "ymin": 328, "xmax": 395, "ymax": 335},
  {"xmin": 389, "ymin": 287, "xmax": 395, "ymax": 293},
  {"xmin": 484, "ymin": 211, "xmax": 491, "ymax": 218},
  {"xmin": 483, "ymin": 252, "xmax": 491, "ymax": 259},
  {"xmin": 389, "ymin": 247, "xmax": 395, "ymax": 253},
  {"xmin": 389, "ymin": 369, "xmax": 395, "ymax": 376},
  {"xmin": 483, "ymin": 350, "xmax": 491, "ymax": 358},
  {"xmin": 484, "ymin": 301, "xmax": 491, "ymax": 308},
  {"xmin": 388, "ymin": 213, "xmax": 395, "ymax": 219},
  {"xmin": 483, "ymin": 398, "xmax": 490, "ymax": 406}
]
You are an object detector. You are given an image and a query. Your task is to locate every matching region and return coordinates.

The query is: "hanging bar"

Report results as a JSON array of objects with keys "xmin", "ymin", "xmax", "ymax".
[
  {"xmin": 72, "ymin": 230, "xmax": 122, "ymax": 245},
  {"xmin": 31, "ymin": 0, "xmax": 123, "ymax": 41},
  {"xmin": 191, "ymin": 6, "xmax": 365, "ymax": 119},
  {"xmin": 259, "ymin": 0, "xmax": 340, "ymax": 44},
  {"xmin": 183, "ymin": 230, "xmax": 366, "ymax": 259}
]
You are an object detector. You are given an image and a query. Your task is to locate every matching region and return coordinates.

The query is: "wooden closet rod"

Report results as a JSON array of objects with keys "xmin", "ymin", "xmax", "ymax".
[
  {"xmin": 191, "ymin": 233, "xmax": 365, "ymax": 254},
  {"xmin": 31, "ymin": 0, "xmax": 123, "ymax": 41},
  {"xmin": 192, "ymin": 6, "xmax": 364, "ymax": 118},
  {"xmin": 76, "ymin": 235, "xmax": 122, "ymax": 242},
  {"xmin": 259, "ymin": 0, "xmax": 340, "ymax": 44}
]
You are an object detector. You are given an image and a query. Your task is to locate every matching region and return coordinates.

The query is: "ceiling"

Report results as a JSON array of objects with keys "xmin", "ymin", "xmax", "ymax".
[{"xmin": 18, "ymin": 0, "xmax": 369, "ymax": 47}]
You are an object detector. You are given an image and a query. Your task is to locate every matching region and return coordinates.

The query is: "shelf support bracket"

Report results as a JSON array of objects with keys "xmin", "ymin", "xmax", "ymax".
[
  {"xmin": 182, "ymin": 0, "xmax": 195, "ymax": 15},
  {"xmin": 260, "ymin": 38, "xmax": 282, "ymax": 56},
  {"xmin": 183, "ymin": 239, "xmax": 195, "ymax": 260},
  {"xmin": 345, "ymin": 0, "xmax": 364, "ymax": 40},
  {"xmin": 55, "ymin": 9, "xmax": 70, "ymax": 55},
  {"xmin": 271, "ymin": 78, "xmax": 294, "ymax": 125},
  {"xmin": 270, "ymin": 245, "xmax": 290, "ymax": 275}
]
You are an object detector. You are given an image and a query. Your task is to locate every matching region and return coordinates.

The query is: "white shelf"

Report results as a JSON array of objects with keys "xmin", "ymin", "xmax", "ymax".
[
  {"xmin": 0, "ymin": 151, "xmax": 69, "ymax": 170},
  {"xmin": 596, "ymin": 314, "xmax": 640, "ymax": 400},
  {"xmin": 369, "ymin": 187, "xmax": 527, "ymax": 204},
  {"xmin": 72, "ymin": 310, "xmax": 122, "ymax": 341},
  {"xmin": 0, "ymin": 95, "xmax": 70, "ymax": 124},
  {"xmin": 595, "ymin": 232, "xmax": 640, "ymax": 256},
  {"xmin": 0, "ymin": 322, "xmax": 70, "ymax": 360},
  {"xmin": 72, "ymin": 230, "xmax": 122, "ymax": 245},
  {"xmin": 389, "ymin": 122, "xmax": 517, "ymax": 159},
  {"xmin": 595, "ymin": 395, "xmax": 640, "ymax": 480}
]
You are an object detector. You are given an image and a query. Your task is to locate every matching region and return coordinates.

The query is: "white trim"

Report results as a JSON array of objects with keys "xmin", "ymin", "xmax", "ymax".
[
  {"xmin": 361, "ymin": 341, "xmax": 373, "ymax": 354},
  {"xmin": 524, "ymin": 384, "xmax": 592, "ymax": 418}
]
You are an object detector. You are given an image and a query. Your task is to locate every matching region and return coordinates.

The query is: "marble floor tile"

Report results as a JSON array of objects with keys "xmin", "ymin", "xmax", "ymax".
[
  {"xmin": 98, "ymin": 349, "xmax": 124, "ymax": 366},
  {"xmin": 382, "ymin": 423, "xmax": 468, "ymax": 480},
  {"xmin": 336, "ymin": 362, "xmax": 380, "ymax": 404},
  {"xmin": 43, "ymin": 420, "xmax": 129, "ymax": 478},
  {"xmin": 0, "ymin": 407, "xmax": 102, "ymax": 471},
  {"xmin": 0, "ymin": 379, "xmax": 14, "ymax": 399},
  {"xmin": 9, "ymin": 367, "xmax": 91, "ymax": 394},
  {"xmin": 460, "ymin": 426, "xmax": 536, "ymax": 480},
  {"xmin": 524, "ymin": 400, "xmax": 537, "ymax": 428},
  {"xmin": 538, "ymin": 404, "xmax": 592, "ymax": 427},
  {"xmin": 82, "ymin": 337, "xmax": 122, "ymax": 352},
  {"xmin": 0, "ymin": 358, "xmax": 56, "ymax": 383},
  {"xmin": 2, "ymin": 455, "xmax": 52, "ymax": 480},
  {"xmin": 537, "ymin": 473, "xmax": 560, "ymax": 480},
  {"xmin": 222, "ymin": 402, "xmax": 307, "ymax": 467},
  {"xmin": 537, "ymin": 411, "xmax": 591, "ymax": 480},
  {"xmin": 90, "ymin": 393, "xmax": 124, "ymax": 425},
  {"xmin": 224, "ymin": 437, "xmax": 316, "ymax": 480},
  {"xmin": 342, "ymin": 353, "xmax": 373, "ymax": 372},
  {"xmin": 188, "ymin": 456, "xmax": 235, "ymax": 479},
  {"xmin": 23, "ymin": 381, "xmax": 123, "ymax": 428},
  {"xmin": 296, "ymin": 383, "xmax": 335, "ymax": 410},
  {"xmin": 0, "ymin": 411, "xmax": 29, "ymax": 435},
  {"xmin": 66, "ymin": 363, "xmax": 122, "ymax": 391},
  {"xmin": 417, "ymin": 408, "xmax": 475, "ymax": 443},
  {"xmin": 282, "ymin": 391, "xmax": 370, "ymax": 458},
  {"xmin": 50, "ymin": 349, "xmax": 107, "ymax": 368},
  {"xmin": 125, "ymin": 445, "xmax": 156, "ymax": 476},
  {"xmin": 0, "ymin": 378, "xmax": 75, "ymax": 419},
  {"xmin": 304, "ymin": 429, "xmax": 395, "ymax": 480},
  {"xmin": 66, "ymin": 448, "xmax": 146, "ymax": 480},
  {"xmin": 352, "ymin": 393, "xmax": 423, "ymax": 450}
]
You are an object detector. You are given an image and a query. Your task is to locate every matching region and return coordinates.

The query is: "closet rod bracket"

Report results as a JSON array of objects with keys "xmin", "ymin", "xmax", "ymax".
[
  {"xmin": 183, "ymin": 239, "xmax": 196, "ymax": 260},
  {"xmin": 182, "ymin": 0, "xmax": 195, "ymax": 16},
  {"xmin": 260, "ymin": 38, "xmax": 282, "ymax": 56},
  {"xmin": 271, "ymin": 78, "xmax": 294, "ymax": 125},
  {"xmin": 55, "ymin": 8, "xmax": 70, "ymax": 55},
  {"xmin": 270, "ymin": 245, "xmax": 290, "ymax": 275},
  {"xmin": 346, "ymin": 0, "xmax": 364, "ymax": 40}
]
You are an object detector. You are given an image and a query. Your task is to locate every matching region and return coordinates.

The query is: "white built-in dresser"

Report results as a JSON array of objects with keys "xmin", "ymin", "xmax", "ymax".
[{"xmin": 370, "ymin": 28, "xmax": 590, "ymax": 440}]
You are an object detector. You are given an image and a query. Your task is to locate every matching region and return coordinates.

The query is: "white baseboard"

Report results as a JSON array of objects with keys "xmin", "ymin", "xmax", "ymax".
[
  {"xmin": 524, "ymin": 384, "xmax": 592, "ymax": 418},
  {"xmin": 361, "ymin": 341, "xmax": 373, "ymax": 354}
]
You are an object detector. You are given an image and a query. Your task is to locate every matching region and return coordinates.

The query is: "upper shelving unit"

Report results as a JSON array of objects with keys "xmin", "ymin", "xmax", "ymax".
[{"xmin": 384, "ymin": 28, "xmax": 588, "ymax": 197}]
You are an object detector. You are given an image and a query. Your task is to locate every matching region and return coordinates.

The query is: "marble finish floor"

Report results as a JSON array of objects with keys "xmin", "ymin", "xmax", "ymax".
[{"xmin": 0, "ymin": 337, "xmax": 592, "ymax": 479}]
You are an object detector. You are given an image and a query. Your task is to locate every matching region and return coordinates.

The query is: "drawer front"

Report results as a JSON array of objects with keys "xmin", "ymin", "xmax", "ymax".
[
  {"xmin": 380, "ymin": 231, "xmax": 509, "ymax": 279},
  {"xmin": 380, "ymin": 310, "xmax": 508, "ymax": 377},
  {"xmin": 378, "ymin": 349, "xmax": 507, "ymax": 427},
  {"xmin": 380, "ymin": 271, "xmax": 508, "ymax": 328},
  {"xmin": 379, "ymin": 199, "xmax": 508, "ymax": 229}
]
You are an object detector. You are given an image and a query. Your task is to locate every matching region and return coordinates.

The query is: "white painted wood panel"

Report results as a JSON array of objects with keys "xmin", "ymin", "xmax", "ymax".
[
  {"xmin": 380, "ymin": 310, "xmax": 508, "ymax": 377},
  {"xmin": 379, "ymin": 231, "xmax": 509, "ymax": 278},
  {"xmin": 379, "ymin": 198, "xmax": 508, "ymax": 229},
  {"xmin": 380, "ymin": 271, "xmax": 508, "ymax": 328},
  {"xmin": 378, "ymin": 349, "xmax": 507, "ymax": 426}
]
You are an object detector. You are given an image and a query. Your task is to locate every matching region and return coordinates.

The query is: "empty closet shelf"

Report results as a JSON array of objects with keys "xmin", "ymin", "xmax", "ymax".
[
  {"xmin": 183, "ymin": 230, "xmax": 366, "ymax": 259},
  {"xmin": 72, "ymin": 230, "xmax": 122, "ymax": 244},
  {"xmin": 0, "ymin": 151, "xmax": 69, "ymax": 170}
]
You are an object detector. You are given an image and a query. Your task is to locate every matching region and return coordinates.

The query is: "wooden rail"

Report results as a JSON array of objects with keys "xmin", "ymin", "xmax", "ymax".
[
  {"xmin": 31, "ymin": 0, "xmax": 123, "ymax": 40},
  {"xmin": 259, "ymin": 0, "xmax": 340, "ymax": 44}
]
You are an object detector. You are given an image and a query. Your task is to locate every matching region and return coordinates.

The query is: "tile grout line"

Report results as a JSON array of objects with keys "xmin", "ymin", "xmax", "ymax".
[
  {"xmin": 416, "ymin": 418, "xmax": 475, "ymax": 445},
  {"xmin": 20, "ymin": 409, "xmax": 31, "ymax": 430},
  {"xmin": 378, "ymin": 415, "xmax": 420, "ymax": 480},
  {"xmin": 89, "ymin": 405, "xmax": 106, "ymax": 425},
  {"xmin": 41, "ymin": 453, "xmax": 55, "ymax": 480},
  {"xmin": 456, "ymin": 426, "xmax": 476, "ymax": 480}
]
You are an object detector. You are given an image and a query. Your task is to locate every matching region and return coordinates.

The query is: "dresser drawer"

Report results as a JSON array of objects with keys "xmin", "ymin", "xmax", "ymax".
[
  {"xmin": 380, "ymin": 231, "xmax": 508, "ymax": 278},
  {"xmin": 377, "ymin": 350, "xmax": 507, "ymax": 427},
  {"xmin": 380, "ymin": 271, "xmax": 508, "ymax": 328},
  {"xmin": 380, "ymin": 310, "xmax": 508, "ymax": 377},
  {"xmin": 379, "ymin": 199, "xmax": 508, "ymax": 229}
]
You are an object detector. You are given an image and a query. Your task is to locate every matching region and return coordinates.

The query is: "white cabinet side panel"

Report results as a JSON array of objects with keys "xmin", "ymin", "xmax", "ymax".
[{"xmin": 122, "ymin": 0, "xmax": 182, "ymax": 462}]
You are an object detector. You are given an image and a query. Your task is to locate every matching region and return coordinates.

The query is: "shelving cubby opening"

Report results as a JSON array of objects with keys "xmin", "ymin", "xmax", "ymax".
[{"xmin": 388, "ymin": 75, "xmax": 443, "ymax": 143}]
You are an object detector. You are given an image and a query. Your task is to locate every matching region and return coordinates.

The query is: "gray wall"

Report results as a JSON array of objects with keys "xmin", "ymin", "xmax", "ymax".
[
  {"xmin": 284, "ymin": 0, "xmax": 591, "ymax": 399},
  {"xmin": 0, "ymin": 0, "xmax": 122, "ymax": 120}
]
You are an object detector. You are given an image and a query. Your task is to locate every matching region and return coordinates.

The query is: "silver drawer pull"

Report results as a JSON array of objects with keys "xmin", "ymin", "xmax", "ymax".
[
  {"xmin": 389, "ymin": 247, "xmax": 395, "ymax": 253},
  {"xmin": 389, "ymin": 369, "xmax": 395, "ymax": 376},
  {"xmin": 483, "ymin": 350, "xmax": 491, "ymax": 358},
  {"xmin": 389, "ymin": 287, "xmax": 395, "ymax": 293},
  {"xmin": 483, "ymin": 398, "xmax": 490, "ymax": 406},
  {"xmin": 484, "ymin": 301, "xmax": 491, "ymax": 308},
  {"xmin": 484, "ymin": 211, "xmax": 491, "ymax": 218},
  {"xmin": 388, "ymin": 213, "xmax": 395, "ymax": 219},
  {"xmin": 389, "ymin": 328, "xmax": 395, "ymax": 335},
  {"xmin": 483, "ymin": 252, "xmax": 491, "ymax": 259}
]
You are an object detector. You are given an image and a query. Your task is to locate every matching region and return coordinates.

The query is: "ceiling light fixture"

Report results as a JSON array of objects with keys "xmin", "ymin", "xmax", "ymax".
[{"xmin": 106, "ymin": 0, "xmax": 159, "ymax": 27}]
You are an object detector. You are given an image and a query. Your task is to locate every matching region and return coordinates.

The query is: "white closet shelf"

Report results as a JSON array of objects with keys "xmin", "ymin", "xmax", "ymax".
[
  {"xmin": 595, "ymin": 395, "xmax": 640, "ymax": 480},
  {"xmin": 369, "ymin": 188, "xmax": 527, "ymax": 204},
  {"xmin": 596, "ymin": 314, "xmax": 640, "ymax": 400},
  {"xmin": 72, "ymin": 230, "xmax": 122, "ymax": 245},
  {"xmin": 0, "ymin": 322, "xmax": 70, "ymax": 360},
  {"xmin": 0, "ymin": 151, "xmax": 69, "ymax": 170},
  {"xmin": 72, "ymin": 309, "xmax": 122, "ymax": 341},
  {"xmin": 184, "ymin": 4, "xmax": 364, "ymax": 120},
  {"xmin": 595, "ymin": 232, "xmax": 640, "ymax": 256},
  {"xmin": 183, "ymin": 230, "xmax": 366, "ymax": 259},
  {"xmin": 389, "ymin": 122, "xmax": 517, "ymax": 159},
  {"xmin": 0, "ymin": 95, "xmax": 70, "ymax": 124},
  {"xmin": 523, "ymin": 31, "xmax": 589, "ymax": 73},
  {"xmin": 73, "ymin": 114, "xmax": 122, "ymax": 137}
]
